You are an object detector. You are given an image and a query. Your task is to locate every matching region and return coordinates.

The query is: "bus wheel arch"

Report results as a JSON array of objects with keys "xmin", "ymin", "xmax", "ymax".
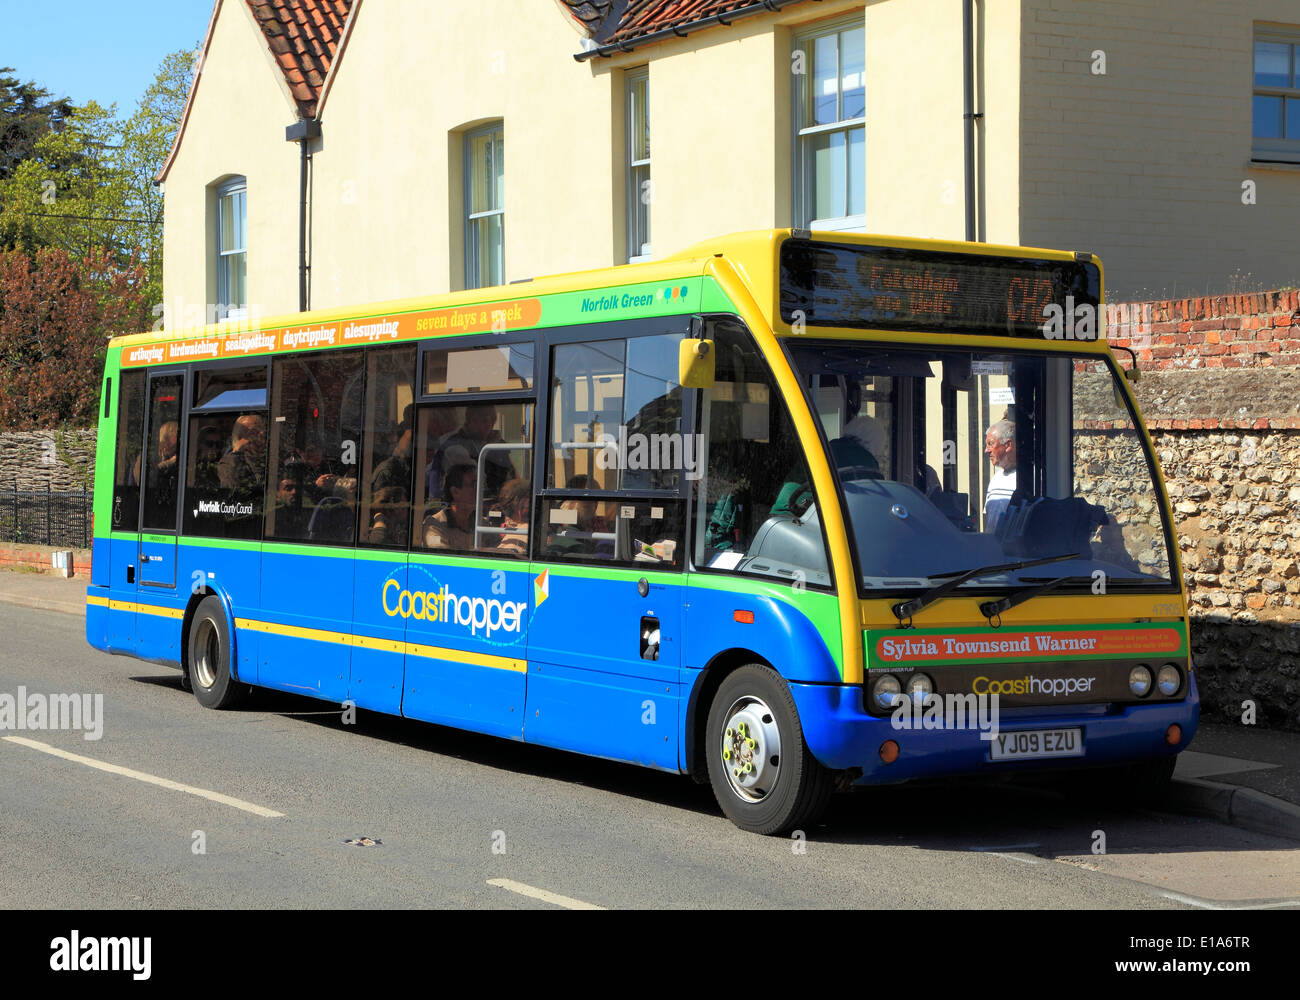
[{"xmin": 686, "ymin": 648, "xmax": 771, "ymax": 784}]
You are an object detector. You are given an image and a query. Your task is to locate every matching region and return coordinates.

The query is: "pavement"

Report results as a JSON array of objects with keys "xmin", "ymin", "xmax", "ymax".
[{"xmin": 4, "ymin": 565, "xmax": 1298, "ymax": 843}]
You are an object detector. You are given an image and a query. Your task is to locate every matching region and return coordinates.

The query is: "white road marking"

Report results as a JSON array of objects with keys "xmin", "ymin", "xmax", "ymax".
[
  {"xmin": 3, "ymin": 736, "xmax": 284, "ymax": 818},
  {"xmin": 487, "ymin": 878, "xmax": 605, "ymax": 910},
  {"xmin": 1159, "ymin": 890, "xmax": 1222, "ymax": 909},
  {"xmin": 1159, "ymin": 891, "xmax": 1300, "ymax": 911},
  {"xmin": 985, "ymin": 852, "xmax": 1041, "ymax": 865},
  {"xmin": 970, "ymin": 843, "xmax": 1042, "ymax": 864}
]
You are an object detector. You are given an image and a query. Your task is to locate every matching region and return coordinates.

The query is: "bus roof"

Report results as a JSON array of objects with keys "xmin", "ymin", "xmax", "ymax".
[{"xmin": 111, "ymin": 229, "xmax": 1104, "ymax": 357}]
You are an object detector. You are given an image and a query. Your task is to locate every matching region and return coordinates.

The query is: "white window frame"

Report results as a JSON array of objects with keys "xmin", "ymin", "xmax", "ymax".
[
  {"xmin": 793, "ymin": 17, "xmax": 866, "ymax": 232},
  {"xmin": 464, "ymin": 123, "xmax": 505, "ymax": 290},
  {"xmin": 626, "ymin": 68, "xmax": 652, "ymax": 262},
  {"xmin": 216, "ymin": 178, "xmax": 247, "ymax": 321},
  {"xmin": 1253, "ymin": 27, "xmax": 1300, "ymax": 164}
]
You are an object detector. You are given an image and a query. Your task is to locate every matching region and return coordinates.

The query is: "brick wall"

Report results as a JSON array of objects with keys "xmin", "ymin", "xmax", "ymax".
[{"xmin": 1107, "ymin": 290, "xmax": 1300, "ymax": 373}]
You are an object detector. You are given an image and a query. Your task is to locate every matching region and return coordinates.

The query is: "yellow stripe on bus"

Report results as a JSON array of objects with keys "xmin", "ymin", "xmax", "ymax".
[
  {"xmin": 234, "ymin": 617, "xmax": 526, "ymax": 674},
  {"xmin": 404, "ymin": 641, "xmax": 527, "ymax": 674},
  {"xmin": 86, "ymin": 595, "xmax": 185, "ymax": 620}
]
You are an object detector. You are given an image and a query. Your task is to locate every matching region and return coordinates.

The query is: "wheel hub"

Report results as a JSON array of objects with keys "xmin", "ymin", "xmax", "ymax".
[
  {"xmin": 719, "ymin": 697, "xmax": 781, "ymax": 802},
  {"xmin": 193, "ymin": 619, "xmax": 219, "ymax": 690}
]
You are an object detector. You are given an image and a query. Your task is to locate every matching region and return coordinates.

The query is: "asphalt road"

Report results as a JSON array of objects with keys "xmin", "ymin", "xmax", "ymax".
[{"xmin": 2, "ymin": 602, "xmax": 1297, "ymax": 909}]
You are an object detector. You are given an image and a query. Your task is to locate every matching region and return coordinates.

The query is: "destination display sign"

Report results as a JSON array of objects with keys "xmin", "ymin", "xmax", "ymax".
[{"xmin": 779, "ymin": 239, "xmax": 1102, "ymax": 338}]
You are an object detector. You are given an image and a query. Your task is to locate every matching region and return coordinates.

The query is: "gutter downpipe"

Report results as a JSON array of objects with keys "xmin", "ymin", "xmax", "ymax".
[
  {"xmin": 286, "ymin": 118, "xmax": 322, "ymax": 311},
  {"xmin": 574, "ymin": 0, "xmax": 810, "ymax": 62},
  {"xmin": 963, "ymin": 0, "xmax": 980, "ymax": 243}
]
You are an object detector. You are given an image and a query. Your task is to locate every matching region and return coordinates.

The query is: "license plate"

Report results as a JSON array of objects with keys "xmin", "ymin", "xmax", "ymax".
[{"xmin": 989, "ymin": 728, "xmax": 1083, "ymax": 761}]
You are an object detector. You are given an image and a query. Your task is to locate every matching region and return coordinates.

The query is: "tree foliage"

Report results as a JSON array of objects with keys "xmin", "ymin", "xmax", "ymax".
[
  {"xmin": 0, "ymin": 49, "xmax": 194, "ymax": 302},
  {"xmin": 0, "ymin": 247, "xmax": 149, "ymax": 428},
  {"xmin": 0, "ymin": 50, "xmax": 194, "ymax": 428},
  {"xmin": 0, "ymin": 69, "xmax": 77, "ymax": 181}
]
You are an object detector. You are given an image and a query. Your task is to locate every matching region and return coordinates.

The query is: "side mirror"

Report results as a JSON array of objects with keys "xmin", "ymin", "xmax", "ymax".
[
  {"xmin": 1124, "ymin": 366, "xmax": 1141, "ymax": 383},
  {"xmin": 680, "ymin": 338, "xmax": 715, "ymax": 389}
]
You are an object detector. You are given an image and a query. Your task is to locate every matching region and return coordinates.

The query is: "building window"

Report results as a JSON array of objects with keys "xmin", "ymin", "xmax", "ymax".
[
  {"xmin": 627, "ymin": 69, "xmax": 651, "ymax": 261},
  {"xmin": 465, "ymin": 124, "xmax": 505, "ymax": 289},
  {"xmin": 1253, "ymin": 29, "xmax": 1300, "ymax": 163},
  {"xmin": 216, "ymin": 179, "xmax": 247, "ymax": 319},
  {"xmin": 793, "ymin": 19, "xmax": 865, "ymax": 231}
]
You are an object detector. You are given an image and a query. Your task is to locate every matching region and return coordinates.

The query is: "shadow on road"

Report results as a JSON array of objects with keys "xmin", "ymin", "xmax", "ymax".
[{"xmin": 130, "ymin": 670, "xmax": 1289, "ymax": 861}]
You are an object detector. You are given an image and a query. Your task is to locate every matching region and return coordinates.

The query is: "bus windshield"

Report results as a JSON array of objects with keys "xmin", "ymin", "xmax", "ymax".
[{"xmin": 785, "ymin": 342, "xmax": 1175, "ymax": 593}]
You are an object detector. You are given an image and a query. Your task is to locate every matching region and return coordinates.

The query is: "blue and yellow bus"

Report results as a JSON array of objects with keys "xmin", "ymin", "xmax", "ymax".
[{"xmin": 87, "ymin": 230, "xmax": 1197, "ymax": 834}]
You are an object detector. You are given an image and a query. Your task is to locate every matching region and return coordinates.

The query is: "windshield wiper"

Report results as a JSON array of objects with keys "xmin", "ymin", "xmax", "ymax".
[
  {"xmin": 891, "ymin": 551, "xmax": 1081, "ymax": 624},
  {"xmin": 979, "ymin": 575, "xmax": 1074, "ymax": 623},
  {"xmin": 979, "ymin": 573, "xmax": 1158, "ymax": 624}
]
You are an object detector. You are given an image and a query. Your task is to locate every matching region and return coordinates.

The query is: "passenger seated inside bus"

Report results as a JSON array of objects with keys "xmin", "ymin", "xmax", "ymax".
[
  {"xmin": 192, "ymin": 424, "xmax": 224, "ymax": 489},
  {"xmin": 272, "ymin": 475, "xmax": 311, "ymax": 539},
  {"xmin": 495, "ymin": 477, "xmax": 531, "ymax": 556},
  {"xmin": 829, "ymin": 413, "xmax": 884, "ymax": 479},
  {"xmin": 363, "ymin": 487, "xmax": 406, "ymax": 546},
  {"xmin": 371, "ymin": 403, "xmax": 414, "ymax": 495},
  {"xmin": 432, "ymin": 403, "xmax": 514, "ymax": 498},
  {"xmin": 423, "ymin": 462, "xmax": 480, "ymax": 552},
  {"xmin": 982, "ymin": 418, "xmax": 1017, "ymax": 533}
]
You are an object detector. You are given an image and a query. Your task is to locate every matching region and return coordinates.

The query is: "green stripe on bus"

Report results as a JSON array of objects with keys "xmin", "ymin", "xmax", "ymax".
[{"xmin": 92, "ymin": 345, "xmax": 123, "ymax": 538}]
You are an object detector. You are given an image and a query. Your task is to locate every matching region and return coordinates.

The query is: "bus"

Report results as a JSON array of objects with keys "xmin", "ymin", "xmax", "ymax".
[{"xmin": 86, "ymin": 229, "xmax": 1198, "ymax": 835}]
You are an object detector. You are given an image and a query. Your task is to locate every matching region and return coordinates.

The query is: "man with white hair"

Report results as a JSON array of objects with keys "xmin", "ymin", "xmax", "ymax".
[{"xmin": 983, "ymin": 418, "xmax": 1017, "ymax": 531}]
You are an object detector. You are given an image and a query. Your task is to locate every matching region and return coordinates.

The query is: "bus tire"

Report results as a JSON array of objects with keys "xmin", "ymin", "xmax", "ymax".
[
  {"xmin": 705, "ymin": 664, "xmax": 832, "ymax": 835},
  {"xmin": 187, "ymin": 597, "xmax": 245, "ymax": 710}
]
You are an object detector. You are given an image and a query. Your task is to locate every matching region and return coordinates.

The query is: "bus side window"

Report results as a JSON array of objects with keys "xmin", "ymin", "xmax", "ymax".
[
  {"xmin": 264, "ymin": 350, "xmax": 365, "ymax": 546},
  {"xmin": 357, "ymin": 345, "xmax": 416, "ymax": 549},
  {"xmin": 696, "ymin": 320, "xmax": 831, "ymax": 588},
  {"xmin": 111, "ymin": 369, "xmax": 147, "ymax": 532},
  {"xmin": 413, "ymin": 401, "xmax": 533, "ymax": 556},
  {"xmin": 539, "ymin": 332, "xmax": 685, "ymax": 568}
]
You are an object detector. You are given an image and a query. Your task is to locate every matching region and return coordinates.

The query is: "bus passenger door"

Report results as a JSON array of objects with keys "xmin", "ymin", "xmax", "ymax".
[{"xmin": 135, "ymin": 371, "xmax": 184, "ymax": 660}]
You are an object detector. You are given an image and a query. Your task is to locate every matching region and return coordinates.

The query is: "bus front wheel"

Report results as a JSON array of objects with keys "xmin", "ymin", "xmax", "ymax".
[
  {"xmin": 187, "ymin": 597, "xmax": 246, "ymax": 710},
  {"xmin": 705, "ymin": 664, "xmax": 832, "ymax": 835}
]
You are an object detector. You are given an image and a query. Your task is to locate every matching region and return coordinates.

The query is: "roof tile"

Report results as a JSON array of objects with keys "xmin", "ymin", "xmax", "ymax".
[
  {"xmin": 558, "ymin": 0, "xmax": 809, "ymax": 47},
  {"xmin": 244, "ymin": 0, "xmax": 354, "ymax": 118}
]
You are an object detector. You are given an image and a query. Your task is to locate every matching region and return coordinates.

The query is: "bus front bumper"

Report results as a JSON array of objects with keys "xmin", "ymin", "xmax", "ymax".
[{"xmin": 788, "ymin": 671, "xmax": 1200, "ymax": 785}]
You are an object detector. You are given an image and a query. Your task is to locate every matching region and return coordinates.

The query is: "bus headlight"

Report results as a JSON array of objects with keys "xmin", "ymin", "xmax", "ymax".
[
  {"xmin": 872, "ymin": 675, "xmax": 902, "ymax": 711},
  {"xmin": 906, "ymin": 673, "xmax": 934, "ymax": 702},
  {"xmin": 1129, "ymin": 665, "xmax": 1153, "ymax": 697},
  {"xmin": 1157, "ymin": 664, "xmax": 1182, "ymax": 697}
]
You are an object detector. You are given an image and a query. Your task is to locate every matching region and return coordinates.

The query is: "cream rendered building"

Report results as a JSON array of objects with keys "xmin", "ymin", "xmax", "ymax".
[{"xmin": 160, "ymin": 0, "xmax": 1300, "ymax": 327}]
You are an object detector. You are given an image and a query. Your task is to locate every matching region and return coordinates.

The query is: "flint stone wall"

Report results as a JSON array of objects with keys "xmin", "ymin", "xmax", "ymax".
[{"xmin": 0, "ymin": 432, "xmax": 98, "ymax": 492}]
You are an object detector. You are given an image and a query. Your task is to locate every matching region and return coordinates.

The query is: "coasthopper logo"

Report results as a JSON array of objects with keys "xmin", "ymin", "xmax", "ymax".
[{"xmin": 381, "ymin": 580, "xmax": 526, "ymax": 639}]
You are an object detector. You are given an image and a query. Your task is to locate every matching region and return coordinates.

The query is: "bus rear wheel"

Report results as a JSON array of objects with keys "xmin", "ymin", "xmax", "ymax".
[
  {"xmin": 188, "ymin": 597, "xmax": 246, "ymax": 710},
  {"xmin": 705, "ymin": 664, "xmax": 832, "ymax": 835}
]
